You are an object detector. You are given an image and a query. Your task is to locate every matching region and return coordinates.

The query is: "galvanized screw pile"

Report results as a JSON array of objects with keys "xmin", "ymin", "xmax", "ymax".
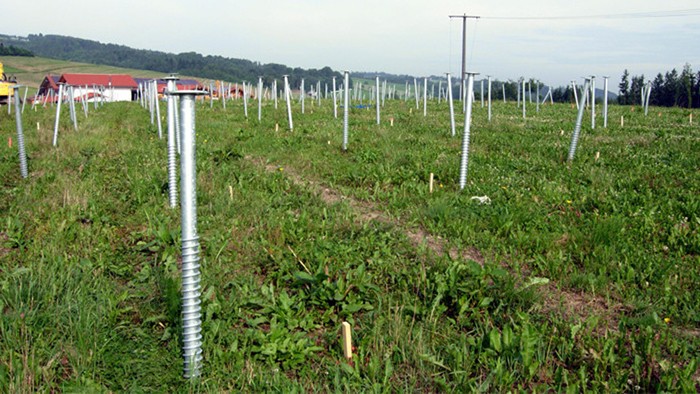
[
  {"xmin": 572, "ymin": 81, "xmax": 579, "ymax": 109},
  {"xmin": 154, "ymin": 81, "xmax": 163, "ymax": 139},
  {"xmin": 172, "ymin": 90, "xmax": 206, "ymax": 378},
  {"xmin": 446, "ymin": 72, "xmax": 456, "ymax": 137},
  {"xmin": 375, "ymin": 76, "xmax": 380, "ymax": 125},
  {"xmin": 52, "ymin": 83, "xmax": 65, "ymax": 147},
  {"xmin": 603, "ymin": 76, "xmax": 609, "ymax": 128},
  {"xmin": 522, "ymin": 80, "xmax": 526, "ymax": 119},
  {"xmin": 590, "ymin": 76, "xmax": 596, "ymax": 129},
  {"xmin": 480, "ymin": 80, "xmax": 484, "ymax": 108},
  {"xmin": 165, "ymin": 75, "xmax": 179, "ymax": 208},
  {"xmin": 258, "ymin": 77, "xmax": 263, "ymax": 122},
  {"xmin": 300, "ymin": 79, "xmax": 305, "ymax": 114},
  {"xmin": 423, "ymin": 78, "xmax": 428, "ymax": 116},
  {"xmin": 343, "ymin": 71, "xmax": 349, "ymax": 151},
  {"xmin": 243, "ymin": 82, "xmax": 249, "ymax": 119},
  {"xmin": 414, "ymin": 78, "xmax": 419, "ymax": 109},
  {"xmin": 644, "ymin": 81, "xmax": 652, "ymax": 116},
  {"xmin": 459, "ymin": 72, "xmax": 478, "ymax": 189},
  {"xmin": 332, "ymin": 77, "xmax": 338, "ymax": 119},
  {"xmin": 13, "ymin": 86, "xmax": 28, "ymax": 178},
  {"xmin": 283, "ymin": 75, "xmax": 293, "ymax": 131},
  {"xmin": 68, "ymin": 86, "xmax": 78, "ymax": 131},
  {"xmin": 568, "ymin": 78, "xmax": 591, "ymax": 162},
  {"xmin": 487, "ymin": 76, "xmax": 492, "ymax": 122}
]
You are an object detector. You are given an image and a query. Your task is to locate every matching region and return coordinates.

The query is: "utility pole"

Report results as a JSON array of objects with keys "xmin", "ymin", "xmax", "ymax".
[{"xmin": 449, "ymin": 14, "xmax": 480, "ymax": 97}]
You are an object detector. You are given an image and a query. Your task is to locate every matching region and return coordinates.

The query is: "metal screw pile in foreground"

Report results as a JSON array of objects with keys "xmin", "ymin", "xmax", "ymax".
[
  {"xmin": 13, "ymin": 86, "xmax": 28, "ymax": 178},
  {"xmin": 459, "ymin": 72, "xmax": 478, "ymax": 190},
  {"xmin": 172, "ymin": 90, "xmax": 206, "ymax": 379},
  {"xmin": 568, "ymin": 78, "xmax": 591, "ymax": 162},
  {"xmin": 343, "ymin": 71, "xmax": 349, "ymax": 151},
  {"xmin": 164, "ymin": 75, "xmax": 179, "ymax": 208}
]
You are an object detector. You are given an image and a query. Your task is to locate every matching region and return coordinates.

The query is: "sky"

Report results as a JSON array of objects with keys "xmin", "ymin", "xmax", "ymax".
[{"xmin": 4, "ymin": 1, "xmax": 700, "ymax": 91}]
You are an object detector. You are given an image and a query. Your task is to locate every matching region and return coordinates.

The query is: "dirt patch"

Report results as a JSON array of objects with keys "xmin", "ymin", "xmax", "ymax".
[
  {"xmin": 540, "ymin": 284, "xmax": 625, "ymax": 333},
  {"xmin": 249, "ymin": 155, "xmax": 484, "ymax": 265},
  {"xmin": 0, "ymin": 232, "xmax": 12, "ymax": 258}
]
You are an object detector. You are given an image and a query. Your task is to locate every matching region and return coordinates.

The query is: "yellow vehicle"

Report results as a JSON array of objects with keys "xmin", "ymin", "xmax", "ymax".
[{"xmin": 0, "ymin": 62, "xmax": 18, "ymax": 105}]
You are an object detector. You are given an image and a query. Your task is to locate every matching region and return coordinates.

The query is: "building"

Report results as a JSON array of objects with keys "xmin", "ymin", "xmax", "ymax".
[
  {"xmin": 38, "ymin": 75, "xmax": 60, "ymax": 96},
  {"xmin": 59, "ymin": 73, "xmax": 138, "ymax": 102},
  {"xmin": 134, "ymin": 78, "xmax": 204, "ymax": 96}
]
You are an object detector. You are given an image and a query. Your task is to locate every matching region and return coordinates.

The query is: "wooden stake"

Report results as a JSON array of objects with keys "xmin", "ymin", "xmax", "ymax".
[
  {"xmin": 429, "ymin": 173, "xmax": 434, "ymax": 193},
  {"xmin": 37, "ymin": 122, "xmax": 40, "ymax": 131},
  {"xmin": 341, "ymin": 322, "xmax": 353, "ymax": 360},
  {"xmin": 8, "ymin": 137, "xmax": 12, "ymax": 148},
  {"xmin": 595, "ymin": 151, "xmax": 600, "ymax": 162},
  {"xmin": 275, "ymin": 123, "xmax": 279, "ymax": 132},
  {"xmin": 690, "ymin": 113, "xmax": 693, "ymax": 124},
  {"xmin": 390, "ymin": 117, "xmax": 394, "ymax": 127},
  {"xmin": 228, "ymin": 185, "xmax": 233, "ymax": 201},
  {"xmin": 621, "ymin": 115, "xmax": 624, "ymax": 127}
]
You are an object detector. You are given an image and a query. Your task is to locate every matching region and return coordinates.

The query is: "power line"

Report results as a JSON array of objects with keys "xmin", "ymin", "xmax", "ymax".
[{"xmin": 482, "ymin": 8, "xmax": 700, "ymax": 21}]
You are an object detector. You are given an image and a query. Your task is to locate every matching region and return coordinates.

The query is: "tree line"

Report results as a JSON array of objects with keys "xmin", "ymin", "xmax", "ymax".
[
  {"xmin": 618, "ymin": 64, "xmax": 699, "ymax": 108},
  {"xmin": 0, "ymin": 43, "xmax": 34, "ymax": 57},
  {"xmin": 0, "ymin": 34, "xmax": 342, "ymax": 88}
]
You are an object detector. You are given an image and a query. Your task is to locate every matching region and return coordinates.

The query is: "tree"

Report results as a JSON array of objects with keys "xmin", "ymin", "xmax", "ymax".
[
  {"xmin": 680, "ymin": 63, "xmax": 694, "ymax": 108},
  {"xmin": 630, "ymin": 75, "xmax": 645, "ymax": 106},
  {"xmin": 618, "ymin": 69, "xmax": 630, "ymax": 104},
  {"xmin": 650, "ymin": 73, "xmax": 664, "ymax": 106}
]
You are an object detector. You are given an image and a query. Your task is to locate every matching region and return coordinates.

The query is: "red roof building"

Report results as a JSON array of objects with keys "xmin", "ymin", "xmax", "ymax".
[
  {"xmin": 59, "ymin": 74, "xmax": 138, "ymax": 88},
  {"xmin": 58, "ymin": 73, "xmax": 138, "ymax": 102}
]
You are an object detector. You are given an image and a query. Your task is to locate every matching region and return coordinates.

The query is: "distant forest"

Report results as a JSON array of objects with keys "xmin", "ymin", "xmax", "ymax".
[
  {"xmin": 0, "ymin": 43, "xmax": 34, "ymax": 57},
  {"xmin": 617, "ymin": 65, "xmax": 699, "ymax": 108},
  {"xmin": 0, "ymin": 34, "xmax": 341, "ymax": 88}
]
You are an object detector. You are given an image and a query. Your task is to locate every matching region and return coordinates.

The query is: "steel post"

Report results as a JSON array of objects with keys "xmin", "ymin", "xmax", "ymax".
[
  {"xmin": 13, "ymin": 86, "xmax": 28, "ymax": 178},
  {"xmin": 459, "ymin": 72, "xmax": 478, "ymax": 190},
  {"xmin": 568, "ymin": 79, "xmax": 591, "ymax": 162}
]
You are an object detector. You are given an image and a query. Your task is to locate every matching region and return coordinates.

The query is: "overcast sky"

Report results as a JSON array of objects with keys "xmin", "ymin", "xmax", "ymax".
[{"xmin": 4, "ymin": 1, "xmax": 700, "ymax": 91}]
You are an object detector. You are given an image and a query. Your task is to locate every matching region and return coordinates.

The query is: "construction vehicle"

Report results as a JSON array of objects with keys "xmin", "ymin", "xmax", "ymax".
[{"xmin": 0, "ymin": 62, "xmax": 18, "ymax": 105}]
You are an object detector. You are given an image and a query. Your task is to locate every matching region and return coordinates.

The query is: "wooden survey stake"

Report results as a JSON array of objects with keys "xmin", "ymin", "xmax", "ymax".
[{"xmin": 341, "ymin": 321, "xmax": 352, "ymax": 360}]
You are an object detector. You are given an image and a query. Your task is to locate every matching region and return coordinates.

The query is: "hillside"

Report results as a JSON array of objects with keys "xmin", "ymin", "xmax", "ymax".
[
  {"xmin": 0, "ymin": 34, "xmax": 342, "ymax": 88},
  {"xmin": 0, "ymin": 55, "xmax": 201, "ymax": 96}
]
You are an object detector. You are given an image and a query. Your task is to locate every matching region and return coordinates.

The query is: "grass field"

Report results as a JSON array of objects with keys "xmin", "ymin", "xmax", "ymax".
[{"xmin": 0, "ymin": 90, "xmax": 698, "ymax": 391}]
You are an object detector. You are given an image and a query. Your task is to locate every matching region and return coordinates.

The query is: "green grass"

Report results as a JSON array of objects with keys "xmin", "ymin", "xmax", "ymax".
[{"xmin": 0, "ymin": 95, "xmax": 698, "ymax": 392}]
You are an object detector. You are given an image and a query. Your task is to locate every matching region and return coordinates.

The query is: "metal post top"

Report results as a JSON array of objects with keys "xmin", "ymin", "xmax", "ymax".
[
  {"xmin": 163, "ymin": 75, "xmax": 180, "ymax": 81},
  {"xmin": 169, "ymin": 90, "xmax": 208, "ymax": 96}
]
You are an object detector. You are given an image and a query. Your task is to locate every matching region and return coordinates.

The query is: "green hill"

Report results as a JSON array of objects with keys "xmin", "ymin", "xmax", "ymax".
[
  {"xmin": 0, "ymin": 55, "xmax": 201, "ymax": 97},
  {"xmin": 0, "ymin": 34, "xmax": 342, "ymax": 89}
]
